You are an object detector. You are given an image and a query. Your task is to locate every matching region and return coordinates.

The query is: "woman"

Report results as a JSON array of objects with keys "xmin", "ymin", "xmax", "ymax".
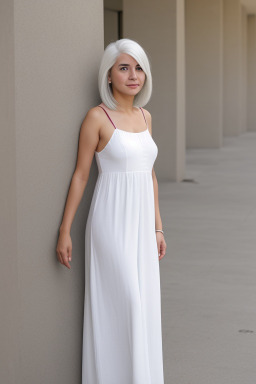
[{"xmin": 56, "ymin": 38, "xmax": 166, "ymax": 383}]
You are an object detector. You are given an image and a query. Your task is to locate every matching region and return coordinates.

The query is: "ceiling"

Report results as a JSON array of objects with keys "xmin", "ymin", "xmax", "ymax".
[{"xmin": 241, "ymin": 0, "xmax": 256, "ymax": 13}]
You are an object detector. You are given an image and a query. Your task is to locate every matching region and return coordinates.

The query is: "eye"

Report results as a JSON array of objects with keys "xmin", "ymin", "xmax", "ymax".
[{"xmin": 120, "ymin": 66, "xmax": 143, "ymax": 71}]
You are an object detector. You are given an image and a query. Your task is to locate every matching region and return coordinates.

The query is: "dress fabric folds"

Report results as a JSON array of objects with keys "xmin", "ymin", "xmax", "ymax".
[{"xmin": 82, "ymin": 105, "xmax": 165, "ymax": 384}]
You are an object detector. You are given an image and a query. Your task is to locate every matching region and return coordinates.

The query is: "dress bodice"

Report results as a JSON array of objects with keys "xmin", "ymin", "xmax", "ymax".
[{"xmin": 95, "ymin": 105, "xmax": 158, "ymax": 173}]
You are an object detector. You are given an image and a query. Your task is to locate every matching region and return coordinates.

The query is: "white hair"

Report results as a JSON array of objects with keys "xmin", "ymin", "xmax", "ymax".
[{"xmin": 98, "ymin": 38, "xmax": 153, "ymax": 110}]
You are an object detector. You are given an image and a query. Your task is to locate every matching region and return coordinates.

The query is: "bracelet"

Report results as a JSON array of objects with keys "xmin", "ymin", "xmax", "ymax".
[{"xmin": 155, "ymin": 229, "xmax": 164, "ymax": 235}]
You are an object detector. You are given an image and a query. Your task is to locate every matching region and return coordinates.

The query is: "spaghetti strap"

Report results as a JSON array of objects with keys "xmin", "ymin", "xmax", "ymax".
[
  {"xmin": 98, "ymin": 105, "xmax": 117, "ymax": 129},
  {"xmin": 139, "ymin": 107, "xmax": 148, "ymax": 129}
]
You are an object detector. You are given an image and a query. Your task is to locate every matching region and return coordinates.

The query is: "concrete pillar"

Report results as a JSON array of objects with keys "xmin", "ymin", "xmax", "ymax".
[
  {"xmin": 123, "ymin": 0, "xmax": 186, "ymax": 182},
  {"xmin": 0, "ymin": 2, "xmax": 20, "ymax": 383},
  {"xmin": 186, "ymin": 0, "xmax": 223, "ymax": 148},
  {"xmin": 247, "ymin": 15, "xmax": 256, "ymax": 131},
  {"xmin": 0, "ymin": 1, "xmax": 103, "ymax": 383},
  {"xmin": 240, "ymin": 5, "xmax": 248, "ymax": 133},
  {"xmin": 223, "ymin": 0, "xmax": 243, "ymax": 136}
]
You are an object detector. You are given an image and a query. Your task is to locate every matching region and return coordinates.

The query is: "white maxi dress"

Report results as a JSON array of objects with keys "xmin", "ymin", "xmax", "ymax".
[{"xmin": 82, "ymin": 104, "xmax": 165, "ymax": 384}]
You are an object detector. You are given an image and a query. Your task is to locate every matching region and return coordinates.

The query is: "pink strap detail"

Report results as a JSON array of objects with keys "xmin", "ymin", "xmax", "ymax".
[
  {"xmin": 98, "ymin": 105, "xmax": 148, "ymax": 130},
  {"xmin": 139, "ymin": 107, "xmax": 148, "ymax": 128},
  {"xmin": 98, "ymin": 105, "xmax": 117, "ymax": 129}
]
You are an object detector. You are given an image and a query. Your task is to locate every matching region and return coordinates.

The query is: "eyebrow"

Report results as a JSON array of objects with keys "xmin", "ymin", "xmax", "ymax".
[{"xmin": 118, "ymin": 63, "xmax": 141, "ymax": 66}]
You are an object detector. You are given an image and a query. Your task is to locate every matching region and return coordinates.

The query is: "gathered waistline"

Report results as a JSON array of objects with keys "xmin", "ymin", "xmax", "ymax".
[{"xmin": 98, "ymin": 170, "xmax": 152, "ymax": 174}]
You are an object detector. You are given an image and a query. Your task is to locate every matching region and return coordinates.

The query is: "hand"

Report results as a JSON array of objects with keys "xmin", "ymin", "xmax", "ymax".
[
  {"xmin": 156, "ymin": 232, "xmax": 166, "ymax": 260},
  {"xmin": 56, "ymin": 229, "xmax": 72, "ymax": 269}
]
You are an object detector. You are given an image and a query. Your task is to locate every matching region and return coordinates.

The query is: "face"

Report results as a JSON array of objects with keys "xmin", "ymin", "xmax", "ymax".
[{"xmin": 108, "ymin": 53, "xmax": 146, "ymax": 97}]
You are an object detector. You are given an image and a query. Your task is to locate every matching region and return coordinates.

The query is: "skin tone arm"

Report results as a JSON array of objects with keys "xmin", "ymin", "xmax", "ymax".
[
  {"xmin": 56, "ymin": 108, "xmax": 102, "ymax": 270},
  {"xmin": 145, "ymin": 110, "xmax": 167, "ymax": 261}
]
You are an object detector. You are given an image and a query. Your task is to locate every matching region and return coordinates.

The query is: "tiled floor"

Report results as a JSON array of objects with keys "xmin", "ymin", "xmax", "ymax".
[{"xmin": 159, "ymin": 132, "xmax": 256, "ymax": 384}]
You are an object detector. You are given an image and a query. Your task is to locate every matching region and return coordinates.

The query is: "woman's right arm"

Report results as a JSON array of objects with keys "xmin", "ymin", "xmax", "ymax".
[{"xmin": 56, "ymin": 108, "xmax": 101, "ymax": 270}]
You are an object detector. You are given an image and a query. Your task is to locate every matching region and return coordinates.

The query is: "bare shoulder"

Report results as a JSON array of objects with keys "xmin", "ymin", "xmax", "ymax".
[
  {"xmin": 82, "ymin": 105, "xmax": 104, "ymax": 128},
  {"xmin": 77, "ymin": 105, "xmax": 106, "ymax": 154},
  {"xmin": 141, "ymin": 107, "xmax": 152, "ymax": 135},
  {"xmin": 80, "ymin": 105, "xmax": 106, "ymax": 138},
  {"xmin": 141, "ymin": 107, "xmax": 151, "ymax": 119}
]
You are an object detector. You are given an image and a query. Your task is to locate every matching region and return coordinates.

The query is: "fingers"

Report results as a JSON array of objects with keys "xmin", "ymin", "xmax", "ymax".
[
  {"xmin": 61, "ymin": 252, "xmax": 71, "ymax": 269},
  {"xmin": 68, "ymin": 246, "xmax": 72, "ymax": 262},
  {"xmin": 63, "ymin": 256, "xmax": 71, "ymax": 269},
  {"xmin": 57, "ymin": 251, "xmax": 64, "ymax": 265},
  {"xmin": 158, "ymin": 239, "xmax": 167, "ymax": 260},
  {"xmin": 56, "ymin": 250, "xmax": 72, "ymax": 269}
]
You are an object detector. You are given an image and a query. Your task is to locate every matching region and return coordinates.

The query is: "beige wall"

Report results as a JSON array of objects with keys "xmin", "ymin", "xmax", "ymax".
[
  {"xmin": 247, "ymin": 14, "xmax": 256, "ymax": 131},
  {"xmin": 241, "ymin": 4, "xmax": 248, "ymax": 133},
  {"xmin": 0, "ymin": 1, "xmax": 20, "ymax": 382},
  {"xmin": 123, "ymin": 0, "xmax": 186, "ymax": 181},
  {"xmin": 186, "ymin": 0, "xmax": 223, "ymax": 148},
  {"xmin": 176, "ymin": 0, "xmax": 186, "ymax": 180},
  {"xmin": 223, "ymin": 0, "xmax": 243, "ymax": 136},
  {"xmin": 0, "ymin": 1, "xmax": 103, "ymax": 383}
]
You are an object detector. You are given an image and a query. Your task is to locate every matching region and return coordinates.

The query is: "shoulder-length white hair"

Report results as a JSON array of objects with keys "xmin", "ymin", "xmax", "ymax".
[{"xmin": 98, "ymin": 38, "xmax": 152, "ymax": 110}]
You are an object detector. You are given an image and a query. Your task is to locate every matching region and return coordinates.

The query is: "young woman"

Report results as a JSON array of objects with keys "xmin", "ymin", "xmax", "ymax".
[{"xmin": 56, "ymin": 38, "xmax": 166, "ymax": 383}]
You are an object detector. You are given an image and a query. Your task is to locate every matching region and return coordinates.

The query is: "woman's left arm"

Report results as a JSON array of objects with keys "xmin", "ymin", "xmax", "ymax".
[
  {"xmin": 143, "ymin": 108, "xmax": 167, "ymax": 260},
  {"xmin": 152, "ymin": 168, "xmax": 167, "ymax": 260}
]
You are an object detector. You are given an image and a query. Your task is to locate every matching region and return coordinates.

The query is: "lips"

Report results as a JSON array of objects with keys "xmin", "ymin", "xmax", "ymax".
[{"xmin": 127, "ymin": 84, "xmax": 139, "ymax": 87}]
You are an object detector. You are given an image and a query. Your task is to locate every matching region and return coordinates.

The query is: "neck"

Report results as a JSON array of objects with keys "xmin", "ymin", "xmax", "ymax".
[{"xmin": 112, "ymin": 91, "xmax": 136, "ymax": 114}]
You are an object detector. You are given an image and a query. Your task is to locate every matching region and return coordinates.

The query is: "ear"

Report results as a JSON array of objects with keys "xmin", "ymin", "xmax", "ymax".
[{"xmin": 108, "ymin": 69, "xmax": 112, "ymax": 82}]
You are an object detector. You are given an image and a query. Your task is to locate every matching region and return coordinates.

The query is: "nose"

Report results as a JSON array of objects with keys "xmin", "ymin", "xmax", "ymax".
[{"xmin": 129, "ymin": 67, "xmax": 138, "ymax": 79}]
